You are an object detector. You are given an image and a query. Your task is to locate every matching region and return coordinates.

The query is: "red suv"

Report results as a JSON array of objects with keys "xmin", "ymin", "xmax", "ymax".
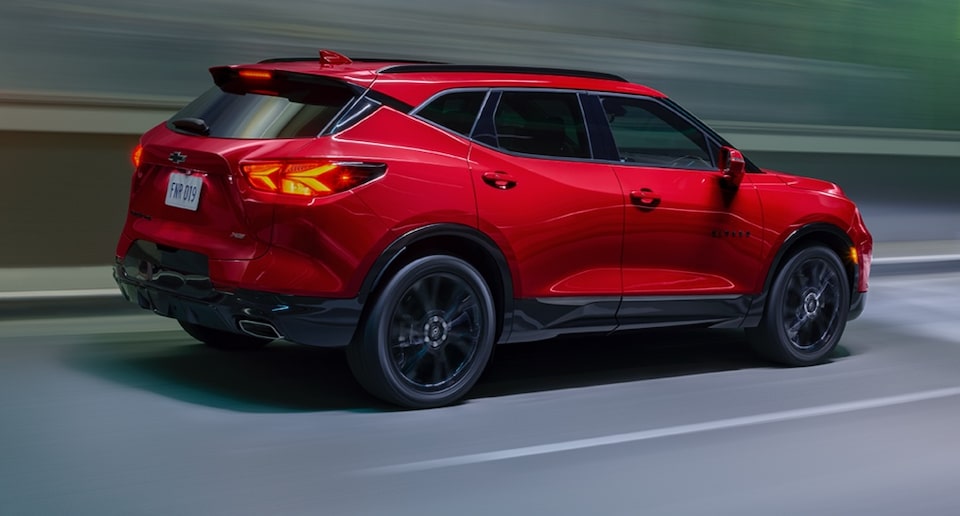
[{"xmin": 115, "ymin": 50, "xmax": 872, "ymax": 408}]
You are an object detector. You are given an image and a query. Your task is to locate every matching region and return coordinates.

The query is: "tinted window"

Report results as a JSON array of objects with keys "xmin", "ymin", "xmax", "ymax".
[
  {"xmin": 493, "ymin": 92, "xmax": 590, "ymax": 159},
  {"xmin": 601, "ymin": 96, "xmax": 713, "ymax": 169},
  {"xmin": 417, "ymin": 91, "xmax": 486, "ymax": 136},
  {"xmin": 170, "ymin": 83, "xmax": 354, "ymax": 139}
]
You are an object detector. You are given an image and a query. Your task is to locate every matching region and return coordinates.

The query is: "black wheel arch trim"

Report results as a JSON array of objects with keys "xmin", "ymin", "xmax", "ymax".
[
  {"xmin": 745, "ymin": 222, "xmax": 859, "ymax": 327},
  {"xmin": 357, "ymin": 223, "xmax": 515, "ymax": 341}
]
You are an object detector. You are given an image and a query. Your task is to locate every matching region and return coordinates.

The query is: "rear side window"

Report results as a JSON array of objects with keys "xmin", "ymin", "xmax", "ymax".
[
  {"xmin": 170, "ymin": 77, "xmax": 356, "ymax": 139},
  {"xmin": 416, "ymin": 91, "xmax": 486, "ymax": 136},
  {"xmin": 600, "ymin": 96, "xmax": 713, "ymax": 169},
  {"xmin": 493, "ymin": 91, "xmax": 590, "ymax": 159}
]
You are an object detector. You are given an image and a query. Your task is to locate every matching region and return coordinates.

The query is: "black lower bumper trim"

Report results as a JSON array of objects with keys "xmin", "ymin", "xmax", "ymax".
[
  {"xmin": 114, "ymin": 261, "xmax": 361, "ymax": 348},
  {"xmin": 848, "ymin": 291, "xmax": 867, "ymax": 321}
]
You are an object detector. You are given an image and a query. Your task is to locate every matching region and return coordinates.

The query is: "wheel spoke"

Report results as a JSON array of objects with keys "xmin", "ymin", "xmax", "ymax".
[
  {"xmin": 431, "ymin": 353, "xmax": 449, "ymax": 384},
  {"xmin": 443, "ymin": 284, "xmax": 470, "ymax": 320},
  {"xmin": 412, "ymin": 278, "xmax": 434, "ymax": 313},
  {"xmin": 786, "ymin": 311, "xmax": 808, "ymax": 336},
  {"xmin": 447, "ymin": 306, "xmax": 477, "ymax": 330},
  {"xmin": 401, "ymin": 345, "xmax": 429, "ymax": 377},
  {"xmin": 447, "ymin": 331, "xmax": 476, "ymax": 355}
]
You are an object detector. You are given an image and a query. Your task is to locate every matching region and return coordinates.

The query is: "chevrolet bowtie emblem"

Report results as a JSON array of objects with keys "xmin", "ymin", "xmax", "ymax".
[{"xmin": 169, "ymin": 151, "xmax": 187, "ymax": 164}]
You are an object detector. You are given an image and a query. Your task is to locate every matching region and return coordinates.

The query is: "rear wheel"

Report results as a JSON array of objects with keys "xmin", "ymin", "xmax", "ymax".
[
  {"xmin": 348, "ymin": 255, "xmax": 496, "ymax": 409},
  {"xmin": 747, "ymin": 245, "xmax": 849, "ymax": 366},
  {"xmin": 178, "ymin": 320, "xmax": 272, "ymax": 351}
]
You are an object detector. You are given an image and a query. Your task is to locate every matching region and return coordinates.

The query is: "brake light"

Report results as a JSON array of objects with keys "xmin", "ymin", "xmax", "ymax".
[
  {"xmin": 238, "ymin": 69, "xmax": 272, "ymax": 80},
  {"xmin": 132, "ymin": 144, "xmax": 143, "ymax": 168},
  {"xmin": 240, "ymin": 161, "xmax": 385, "ymax": 197}
]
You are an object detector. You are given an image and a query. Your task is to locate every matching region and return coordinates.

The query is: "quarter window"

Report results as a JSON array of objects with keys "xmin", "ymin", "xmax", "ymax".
[
  {"xmin": 493, "ymin": 92, "xmax": 590, "ymax": 159},
  {"xmin": 600, "ymin": 96, "xmax": 713, "ymax": 169},
  {"xmin": 417, "ymin": 91, "xmax": 486, "ymax": 136}
]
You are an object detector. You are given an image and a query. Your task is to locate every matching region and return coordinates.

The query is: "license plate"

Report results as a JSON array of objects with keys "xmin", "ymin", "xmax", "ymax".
[{"xmin": 164, "ymin": 172, "xmax": 203, "ymax": 211}]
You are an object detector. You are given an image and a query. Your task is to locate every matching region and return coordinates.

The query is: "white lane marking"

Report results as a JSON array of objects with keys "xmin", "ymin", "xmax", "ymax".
[
  {"xmin": 0, "ymin": 289, "xmax": 120, "ymax": 300},
  {"xmin": 364, "ymin": 386, "xmax": 960, "ymax": 474},
  {"xmin": 872, "ymin": 254, "xmax": 960, "ymax": 265}
]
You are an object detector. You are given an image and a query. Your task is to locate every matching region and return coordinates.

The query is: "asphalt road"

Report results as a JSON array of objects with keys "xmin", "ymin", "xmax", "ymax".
[{"xmin": 2, "ymin": 270, "xmax": 960, "ymax": 515}]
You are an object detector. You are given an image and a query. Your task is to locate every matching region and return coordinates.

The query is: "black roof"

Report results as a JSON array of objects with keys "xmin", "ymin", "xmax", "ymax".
[{"xmin": 377, "ymin": 64, "xmax": 628, "ymax": 82}]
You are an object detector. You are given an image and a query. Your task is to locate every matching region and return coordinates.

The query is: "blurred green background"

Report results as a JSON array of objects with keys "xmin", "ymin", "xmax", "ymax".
[{"xmin": 2, "ymin": 0, "xmax": 958, "ymax": 129}]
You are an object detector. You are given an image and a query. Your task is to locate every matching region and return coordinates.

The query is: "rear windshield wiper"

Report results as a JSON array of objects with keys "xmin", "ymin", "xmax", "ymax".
[{"xmin": 171, "ymin": 117, "xmax": 211, "ymax": 136}]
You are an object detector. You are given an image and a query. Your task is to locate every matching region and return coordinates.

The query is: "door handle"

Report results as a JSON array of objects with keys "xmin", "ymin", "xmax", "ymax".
[
  {"xmin": 481, "ymin": 171, "xmax": 517, "ymax": 190},
  {"xmin": 630, "ymin": 188, "xmax": 661, "ymax": 207}
]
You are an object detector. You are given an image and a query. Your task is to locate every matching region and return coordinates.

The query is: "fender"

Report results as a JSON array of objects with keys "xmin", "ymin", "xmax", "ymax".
[
  {"xmin": 357, "ymin": 223, "xmax": 516, "ymax": 340},
  {"xmin": 744, "ymin": 222, "xmax": 857, "ymax": 327}
]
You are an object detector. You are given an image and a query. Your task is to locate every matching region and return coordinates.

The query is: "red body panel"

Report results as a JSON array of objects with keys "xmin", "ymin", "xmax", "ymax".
[
  {"xmin": 614, "ymin": 165, "xmax": 765, "ymax": 294},
  {"xmin": 468, "ymin": 146, "xmax": 624, "ymax": 298},
  {"xmin": 752, "ymin": 170, "xmax": 873, "ymax": 292}
]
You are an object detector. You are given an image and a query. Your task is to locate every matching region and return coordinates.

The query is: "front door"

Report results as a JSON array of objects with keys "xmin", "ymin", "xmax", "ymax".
[{"xmin": 597, "ymin": 95, "xmax": 766, "ymax": 328}]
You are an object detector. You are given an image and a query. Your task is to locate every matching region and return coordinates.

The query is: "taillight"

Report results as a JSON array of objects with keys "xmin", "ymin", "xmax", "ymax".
[
  {"xmin": 240, "ymin": 160, "xmax": 386, "ymax": 197},
  {"xmin": 238, "ymin": 69, "xmax": 272, "ymax": 80},
  {"xmin": 132, "ymin": 144, "xmax": 143, "ymax": 168}
]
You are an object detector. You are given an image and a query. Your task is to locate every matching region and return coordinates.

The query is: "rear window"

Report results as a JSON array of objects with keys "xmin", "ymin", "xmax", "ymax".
[{"xmin": 169, "ymin": 76, "xmax": 357, "ymax": 139}]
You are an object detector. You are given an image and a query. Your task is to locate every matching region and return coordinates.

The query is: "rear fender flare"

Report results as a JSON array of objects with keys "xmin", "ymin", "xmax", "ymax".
[{"xmin": 357, "ymin": 223, "xmax": 515, "ymax": 340}]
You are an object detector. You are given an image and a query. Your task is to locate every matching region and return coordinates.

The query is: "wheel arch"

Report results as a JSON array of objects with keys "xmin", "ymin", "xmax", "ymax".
[
  {"xmin": 357, "ymin": 223, "xmax": 514, "ymax": 341},
  {"xmin": 745, "ymin": 222, "xmax": 858, "ymax": 326}
]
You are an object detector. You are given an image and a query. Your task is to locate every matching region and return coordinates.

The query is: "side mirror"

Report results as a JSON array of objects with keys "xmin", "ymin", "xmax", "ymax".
[{"xmin": 718, "ymin": 146, "xmax": 745, "ymax": 189}]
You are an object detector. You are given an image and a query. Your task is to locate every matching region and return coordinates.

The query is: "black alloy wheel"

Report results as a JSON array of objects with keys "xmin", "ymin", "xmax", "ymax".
[
  {"xmin": 348, "ymin": 255, "xmax": 496, "ymax": 409},
  {"xmin": 747, "ymin": 245, "xmax": 850, "ymax": 366}
]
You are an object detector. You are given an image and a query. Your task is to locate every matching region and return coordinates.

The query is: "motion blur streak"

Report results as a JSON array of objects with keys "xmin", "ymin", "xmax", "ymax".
[{"xmin": 1, "ymin": 0, "xmax": 958, "ymax": 129}]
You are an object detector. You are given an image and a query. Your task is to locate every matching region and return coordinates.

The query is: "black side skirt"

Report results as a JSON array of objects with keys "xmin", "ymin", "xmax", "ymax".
[{"xmin": 506, "ymin": 295, "xmax": 754, "ymax": 343}]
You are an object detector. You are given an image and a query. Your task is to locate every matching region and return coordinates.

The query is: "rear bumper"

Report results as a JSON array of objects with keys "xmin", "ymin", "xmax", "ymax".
[{"xmin": 113, "ymin": 245, "xmax": 362, "ymax": 347}]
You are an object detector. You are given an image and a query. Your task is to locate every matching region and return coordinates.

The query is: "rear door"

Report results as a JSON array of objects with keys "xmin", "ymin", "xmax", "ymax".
[{"xmin": 468, "ymin": 90, "xmax": 624, "ymax": 339}]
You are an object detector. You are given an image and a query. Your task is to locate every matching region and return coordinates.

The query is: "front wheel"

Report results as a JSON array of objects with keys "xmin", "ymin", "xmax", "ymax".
[
  {"xmin": 747, "ymin": 246, "xmax": 850, "ymax": 366},
  {"xmin": 348, "ymin": 255, "xmax": 496, "ymax": 409}
]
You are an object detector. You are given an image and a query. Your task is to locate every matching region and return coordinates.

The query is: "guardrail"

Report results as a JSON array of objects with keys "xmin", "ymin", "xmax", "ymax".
[{"xmin": 3, "ymin": 91, "xmax": 960, "ymax": 156}]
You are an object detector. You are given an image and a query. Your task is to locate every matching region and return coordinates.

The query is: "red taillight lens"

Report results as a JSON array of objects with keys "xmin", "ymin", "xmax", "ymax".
[
  {"xmin": 132, "ymin": 144, "xmax": 143, "ymax": 168},
  {"xmin": 240, "ymin": 161, "xmax": 385, "ymax": 197},
  {"xmin": 238, "ymin": 69, "xmax": 272, "ymax": 80}
]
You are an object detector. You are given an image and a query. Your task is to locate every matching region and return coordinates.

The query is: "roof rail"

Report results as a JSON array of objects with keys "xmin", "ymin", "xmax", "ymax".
[{"xmin": 377, "ymin": 64, "xmax": 628, "ymax": 82}]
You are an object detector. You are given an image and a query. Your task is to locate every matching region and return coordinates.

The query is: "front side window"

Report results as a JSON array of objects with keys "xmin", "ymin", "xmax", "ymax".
[
  {"xmin": 416, "ymin": 91, "xmax": 486, "ymax": 136},
  {"xmin": 492, "ymin": 91, "xmax": 590, "ymax": 159},
  {"xmin": 600, "ymin": 96, "xmax": 713, "ymax": 169}
]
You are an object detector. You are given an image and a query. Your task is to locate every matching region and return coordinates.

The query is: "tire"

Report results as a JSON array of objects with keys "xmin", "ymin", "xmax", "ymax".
[
  {"xmin": 747, "ymin": 245, "xmax": 850, "ymax": 366},
  {"xmin": 178, "ymin": 320, "xmax": 272, "ymax": 351},
  {"xmin": 347, "ymin": 255, "xmax": 496, "ymax": 409}
]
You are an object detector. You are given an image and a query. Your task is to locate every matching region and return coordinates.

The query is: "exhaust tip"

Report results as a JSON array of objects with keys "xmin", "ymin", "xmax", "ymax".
[{"xmin": 238, "ymin": 319, "xmax": 282, "ymax": 340}]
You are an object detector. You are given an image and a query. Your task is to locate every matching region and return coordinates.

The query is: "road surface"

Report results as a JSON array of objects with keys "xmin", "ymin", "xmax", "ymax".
[{"xmin": 2, "ymin": 270, "xmax": 959, "ymax": 515}]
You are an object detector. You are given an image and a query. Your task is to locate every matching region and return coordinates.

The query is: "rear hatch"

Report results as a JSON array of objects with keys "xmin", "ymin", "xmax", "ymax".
[{"xmin": 127, "ymin": 67, "xmax": 364, "ymax": 260}]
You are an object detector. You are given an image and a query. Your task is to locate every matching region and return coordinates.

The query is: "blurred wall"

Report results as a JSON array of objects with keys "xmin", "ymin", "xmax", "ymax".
[{"xmin": 0, "ymin": 0, "xmax": 958, "ymax": 267}]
